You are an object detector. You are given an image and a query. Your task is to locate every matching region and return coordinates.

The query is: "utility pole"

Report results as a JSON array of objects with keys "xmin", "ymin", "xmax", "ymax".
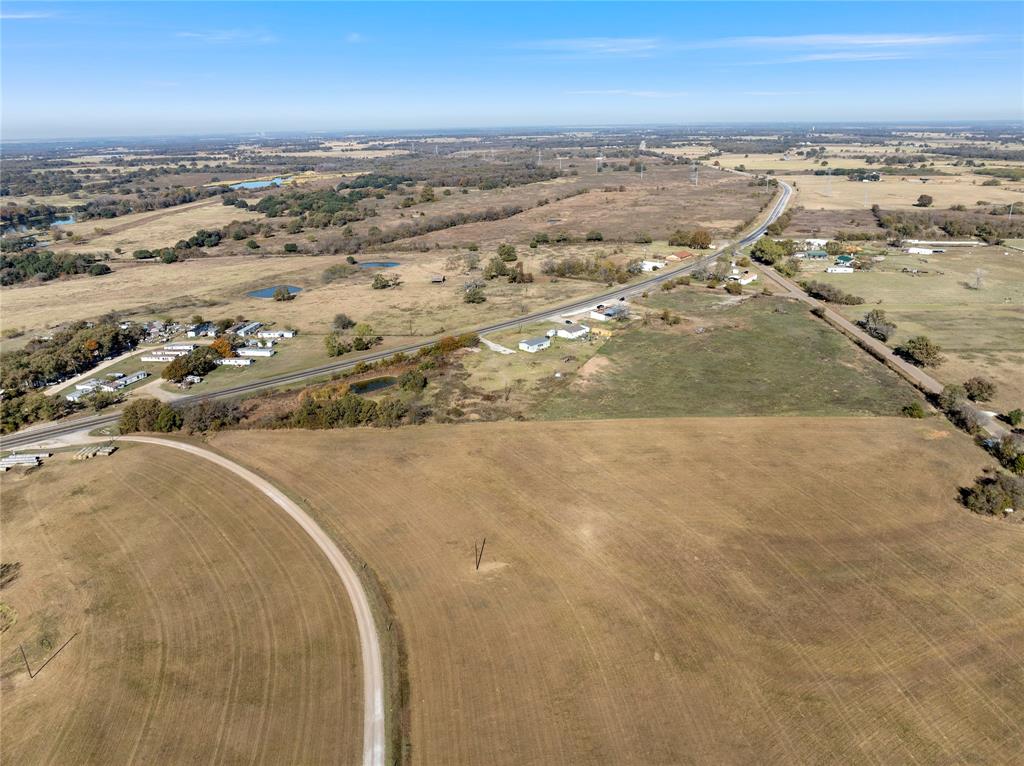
[{"xmin": 1009, "ymin": 201, "xmax": 1015, "ymax": 223}]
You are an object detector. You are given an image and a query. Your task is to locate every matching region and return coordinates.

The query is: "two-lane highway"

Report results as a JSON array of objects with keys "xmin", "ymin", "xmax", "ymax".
[{"xmin": 1, "ymin": 182, "xmax": 791, "ymax": 450}]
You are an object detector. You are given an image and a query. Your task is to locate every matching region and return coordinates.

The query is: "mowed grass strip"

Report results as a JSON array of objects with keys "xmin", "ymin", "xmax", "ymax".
[
  {"xmin": 0, "ymin": 446, "xmax": 361, "ymax": 764},
  {"xmin": 212, "ymin": 420, "xmax": 1024, "ymax": 765},
  {"xmin": 539, "ymin": 292, "xmax": 918, "ymax": 419}
]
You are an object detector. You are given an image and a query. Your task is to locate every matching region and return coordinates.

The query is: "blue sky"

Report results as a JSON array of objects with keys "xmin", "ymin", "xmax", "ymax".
[{"xmin": 2, "ymin": 2, "xmax": 1021, "ymax": 139}]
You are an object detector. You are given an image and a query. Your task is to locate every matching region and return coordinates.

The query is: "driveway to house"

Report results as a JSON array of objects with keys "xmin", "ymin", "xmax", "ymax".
[{"xmin": 121, "ymin": 436, "xmax": 387, "ymax": 766}]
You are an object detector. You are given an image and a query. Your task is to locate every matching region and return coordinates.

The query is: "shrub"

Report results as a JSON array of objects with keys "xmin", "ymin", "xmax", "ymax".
[
  {"xmin": 398, "ymin": 370, "xmax": 427, "ymax": 391},
  {"xmin": 88, "ymin": 263, "xmax": 112, "ymax": 276},
  {"xmin": 901, "ymin": 401, "xmax": 926, "ymax": 418},
  {"xmin": 284, "ymin": 242, "xmax": 298, "ymax": 253},
  {"xmin": 463, "ymin": 285, "xmax": 486, "ymax": 303},
  {"xmin": 497, "ymin": 243, "xmax": 517, "ymax": 262},
  {"xmin": 963, "ymin": 376, "xmax": 996, "ymax": 402},
  {"xmin": 724, "ymin": 281, "xmax": 742, "ymax": 295},
  {"xmin": 272, "ymin": 286, "xmax": 295, "ymax": 301},
  {"xmin": 1008, "ymin": 409, "xmax": 1024, "ymax": 427},
  {"xmin": 246, "ymin": 239, "xmax": 260, "ymax": 249},
  {"xmin": 324, "ymin": 333, "xmax": 353, "ymax": 357},
  {"xmin": 858, "ymin": 309, "xmax": 896, "ymax": 342},
  {"xmin": 895, "ymin": 335, "xmax": 944, "ymax": 367},
  {"xmin": 333, "ymin": 313, "xmax": 355, "ymax": 330},
  {"xmin": 938, "ymin": 384, "xmax": 967, "ymax": 412},
  {"xmin": 585, "ymin": 230, "xmax": 603, "ymax": 241},
  {"xmin": 947, "ymin": 402, "xmax": 980, "ymax": 434},
  {"xmin": 810, "ymin": 306, "xmax": 826, "ymax": 318}
]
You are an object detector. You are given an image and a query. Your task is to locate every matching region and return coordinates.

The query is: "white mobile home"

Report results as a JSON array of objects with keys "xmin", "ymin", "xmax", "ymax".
[
  {"xmin": 518, "ymin": 337, "xmax": 551, "ymax": 353},
  {"xmin": 216, "ymin": 357, "xmax": 254, "ymax": 367},
  {"xmin": 237, "ymin": 347, "xmax": 276, "ymax": 358},
  {"xmin": 556, "ymin": 324, "xmax": 590, "ymax": 340},
  {"xmin": 233, "ymin": 321, "xmax": 264, "ymax": 337},
  {"xmin": 257, "ymin": 329, "xmax": 296, "ymax": 339}
]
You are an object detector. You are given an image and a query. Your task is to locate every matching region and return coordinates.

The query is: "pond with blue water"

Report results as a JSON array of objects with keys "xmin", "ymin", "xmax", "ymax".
[
  {"xmin": 358, "ymin": 261, "xmax": 400, "ymax": 269},
  {"xmin": 229, "ymin": 176, "xmax": 289, "ymax": 190},
  {"xmin": 247, "ymin": 285, "xmax": 303, "ymax": 299}
]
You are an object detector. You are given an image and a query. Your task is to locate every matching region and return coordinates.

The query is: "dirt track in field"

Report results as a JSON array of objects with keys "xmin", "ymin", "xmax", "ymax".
[
  {"xmin": 0, "ymin": 446, "xmax": 362, "ymax": 764},
  {"xmin": 212, "ymin": 418, "xmax": 1024, "ymax": 765}
]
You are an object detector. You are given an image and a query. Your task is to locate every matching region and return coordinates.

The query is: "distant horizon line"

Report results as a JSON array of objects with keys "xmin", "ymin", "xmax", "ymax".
[{"xmin": 3, "ymin": 118, "xmax": 1022, "ymax": 145}]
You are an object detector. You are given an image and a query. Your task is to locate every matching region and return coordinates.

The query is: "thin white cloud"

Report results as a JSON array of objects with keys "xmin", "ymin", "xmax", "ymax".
[
  {"xmin": 176, "ymin": 29, "xmax": 276, "ymax": 45},
  {"xmin": 783, "ymin": 51, "xmax": 911, "ymax": 63},
  {"xmin": 566, "ymin": 89, "xmax": 687, "ymax": 99},
  {"xmin": 522, "ymin": 37, "xmax": 661, "ymax": 57},
  {"xmin": 743, "ymin": 90, "xmax": 808, "ymax": 97},
  {"xmin": 1, "ymin": 11, "xmax": 55, "ymax": 19},
  {"xmin": 345, "ymin": 32, "xmax": 364, "ymax": 44},
  {"xmin": 709, "ymin": 33, "xmax": 988, "ymax": 49}
]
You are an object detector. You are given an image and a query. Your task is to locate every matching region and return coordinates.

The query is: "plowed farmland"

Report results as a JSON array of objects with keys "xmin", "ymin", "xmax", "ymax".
[
  {"xmin": 213, "ymin": 418, "xmax": 1024, "ymax": 765},
  {"xmin": 0, "ymin": 446, "xmax": 361, "ymax": 764}
]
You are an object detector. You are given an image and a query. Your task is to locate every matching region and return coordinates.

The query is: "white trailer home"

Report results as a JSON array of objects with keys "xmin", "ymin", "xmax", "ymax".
[{"xmin": 518, "ymin": 337, "xmax": 551, "ymax": 353}]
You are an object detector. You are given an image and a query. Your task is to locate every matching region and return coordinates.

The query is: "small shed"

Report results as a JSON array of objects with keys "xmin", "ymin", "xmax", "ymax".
[{"xmin": 430, "ymin": 274, "xmax": 446, "ymax": 284}]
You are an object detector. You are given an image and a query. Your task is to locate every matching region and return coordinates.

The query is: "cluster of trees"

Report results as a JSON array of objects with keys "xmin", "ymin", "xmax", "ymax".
[
  {"xmin": 667, "ymin": 228, "xmax": 713, "ymax": 248},
  {"xmin": 120, "ymin": 398, "xmax": 242, "ymax": 434},
  {"xmin": 0, "ymin": 391, "xmax": 75, "ymax": 434},
  {"xmin": 540, "ymin": 254, "xmax": 637, "ymax": 284},
  {"xmin": 162, "ymin": 346, "xmax": 223, "ymax": 382},
  {"xmin": 287, "ymin": 391, "xmax": 410, "ymax": 429},
  {"xmin": 78, "ymin": 185, "xmax": 228, "ymax": 221},
  {"xmin": 0, "ymin": 319, "xmax": 145, "ymax": 431},
  {"xmin": 0, "ymin": 250, "xmax": 109, "ymax": 286},
  {"xmin": 961, "ymin": 472, "xmax": 1024, "ymax": 517},
  {"xmin": 324, "ymin": 322, "xmax": 380, "ymax": 357},
  {"xmin": 255, "ymin": 188, "xmax": 369, "ymax": 227},
  {"xmin": 750, "ymin": 238, "xmax": 802, "ymax": 278},
  {"xmin": 799, "ymin": 280, "xmax": 865, "ymax": 305},
  {"xmin": 1, "ymin": 320, "xmax": 144, "ymax": 392},
  {"xmin": 872, "ymin": 205, "xmax": 1023, "ymax": 243}
]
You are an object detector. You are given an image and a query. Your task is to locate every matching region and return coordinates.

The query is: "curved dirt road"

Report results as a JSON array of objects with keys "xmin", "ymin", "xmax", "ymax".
[{"xmin": 122, "ymin": 436, "xmax": 386, "ymax": 766}]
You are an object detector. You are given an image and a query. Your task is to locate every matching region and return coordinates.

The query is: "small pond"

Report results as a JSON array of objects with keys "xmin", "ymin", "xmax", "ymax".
[
  {"xmin": 358, "ymin": 261, "xmax": 400, "ymax": 269},
  {"xmin": 50, "ymin": 215, "xmax": 77, "ymax": 226},
  {"xmin": 350, "ymin": 376, "xmax": 397, "ymax": 395},
  {"xmin": 247, "ymin": 284, "xmax": 303, "ymax": 299},
  {"xmin": 229, "ymin": 176, "xmax": 289, "ymax": 190}
]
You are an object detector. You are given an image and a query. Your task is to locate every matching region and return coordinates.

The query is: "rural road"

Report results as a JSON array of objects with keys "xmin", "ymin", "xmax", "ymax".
[
  {"xmin": 1, "ymin": 182, "xmax": 792, "ymax": 450},
  {"xmin": 120, "ymin": 436, "xmax": 387, "ymax": 766}
]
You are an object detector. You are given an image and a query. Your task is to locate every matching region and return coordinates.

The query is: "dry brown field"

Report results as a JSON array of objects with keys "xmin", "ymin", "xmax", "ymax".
[
  {"xmin": 213, "ymin": 418, "xmax": 1024, "ymax": 766},
  {"xmin": 786, "ymin": 173, "xmax": 1024, "ymax": 211},
  {"xmin": 0, "ymin": 445, "xmax": 361, "ymax": 764},
  {"xmin": 50, "ymin": 197, "xmax": 264, "ymax": 252},
  {"xmin": 396, "ymin": 166, "xmax": 767, "ymax": 248}
]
